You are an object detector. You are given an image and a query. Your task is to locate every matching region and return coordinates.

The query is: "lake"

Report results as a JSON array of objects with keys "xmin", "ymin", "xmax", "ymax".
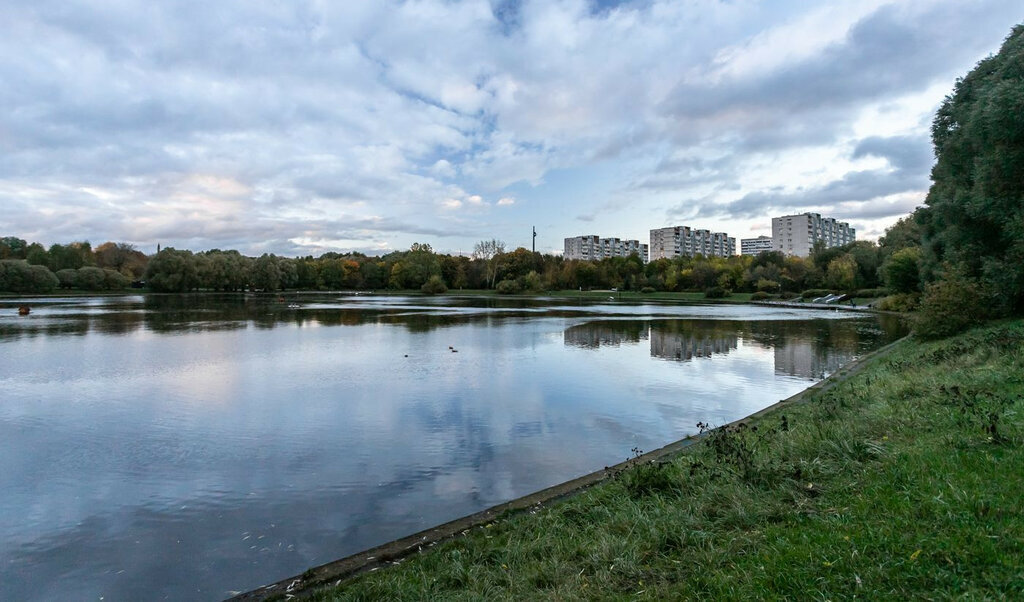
[{"xmin": 0, "ymin": 294, "xmax": 906, "ymax": 600}]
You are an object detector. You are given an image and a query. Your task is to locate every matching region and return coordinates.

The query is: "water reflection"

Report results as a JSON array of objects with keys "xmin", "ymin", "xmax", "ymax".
[
  {"xmin": 0, "ymin": 295, "xmax": 907, "ymax": 600},
  {"xmin": 562, "ymin": 317, "xmax": 892, "ymax": 380}
]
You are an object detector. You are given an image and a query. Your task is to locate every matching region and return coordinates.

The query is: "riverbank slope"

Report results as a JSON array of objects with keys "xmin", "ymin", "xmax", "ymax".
[{"xmin": 306, "ymin": 319, "xmax": 1023, "ymax": 600}]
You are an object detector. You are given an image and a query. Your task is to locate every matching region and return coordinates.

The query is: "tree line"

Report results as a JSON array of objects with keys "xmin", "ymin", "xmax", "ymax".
[{"xmin": 2, "ymin": 231, "xmax": 921, "ymax": 297}]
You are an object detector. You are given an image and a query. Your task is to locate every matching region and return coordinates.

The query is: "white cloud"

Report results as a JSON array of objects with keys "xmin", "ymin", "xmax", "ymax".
[{"xmin": 1, "ymin": 0, "xmax": 1021, "ymax": 253}]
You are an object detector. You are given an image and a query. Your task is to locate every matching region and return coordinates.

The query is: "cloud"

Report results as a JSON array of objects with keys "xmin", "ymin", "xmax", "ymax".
[{"xmin": 1, "ymin": 0, "xmax": 1021, "ymax": 253}]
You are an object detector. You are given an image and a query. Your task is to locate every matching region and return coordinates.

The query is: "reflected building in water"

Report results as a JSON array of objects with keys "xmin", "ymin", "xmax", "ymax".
[
  {"xmin": 649, "ymin": 328, "xmax": 738, "ymax": 361},
  {"xmin": 773, "ymin": 340, "xmax": 856, "ymax": 380},
  {"xmin": 563, "ymin": 321, "xmax": 648, "ymax": 349}
]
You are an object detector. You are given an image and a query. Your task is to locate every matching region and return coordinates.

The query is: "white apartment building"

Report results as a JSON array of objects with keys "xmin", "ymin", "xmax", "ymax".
[
  {"xmin": 740, "ymin": 235, "xmax": 774, "ymax": 256},
  {"xmin": 649, "ymin": 226, "xmax": 736, "ymax": 260},
  {"xmin": 772, "ymin": 213, "xmax": 856, "ymax": 257},
  {"xmin": 564, "ymin": 235, "xmax": 649, "ymax": 263}
]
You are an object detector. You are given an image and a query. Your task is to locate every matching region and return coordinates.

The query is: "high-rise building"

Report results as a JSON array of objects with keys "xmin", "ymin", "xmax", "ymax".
[
  {"xmin": 771, "ymin": 213, "xmax": 856, "ymax": 257},
  {"xmin": 649, "ymin": 226, "xmax": 735, "ymax": 260},
  {"xmin": 740, "ymin": 235, "xmax": 774, "ymax": 256},
  {"xmin": 563, "ymin": 235, "xmax": 649, "ymax": 262}
]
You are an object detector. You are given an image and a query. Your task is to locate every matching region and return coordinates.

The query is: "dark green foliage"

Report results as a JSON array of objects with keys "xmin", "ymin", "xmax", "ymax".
[
  {"xmin": 495, "ymin": 279, "xmax": 522, "ymax": 294},
  {"xmin": 921, "ymin": 24, "xmax": 1024, "ymax": 314},
  {"xmin": 914, "ymin": 267, "xmax": 995, "ymax": 338},
  {"xmin": 881, "ymin": 246, "xmax": 922, "ymax": 294},
  {"xmin": 703, "ymin": 286, "xmax": 729, "ymax": 298},
  {"xmin": 75, "ymin": 266, "xmax": 107, "ymax": 290},
  {"xmin": 144, "ymin": 248, "xmax": 198, "ymax": 292},
  {"xmin": 750, "ymin": 291, "xmax": 773, "ymax": 301},
  {"xmin": 640, "ymin": 286, "xmax": 656, "ymax": 294},
  {"xmin": 0, "ymin": 260, "xmax": 59, "ymax": 293},
  {"xmin": 420, "ymin": 275, "xmax": 448, "ymax": 294},
  {"xmin": 877, "ymin": 293, "xmax": 920, "ymax": 312}
]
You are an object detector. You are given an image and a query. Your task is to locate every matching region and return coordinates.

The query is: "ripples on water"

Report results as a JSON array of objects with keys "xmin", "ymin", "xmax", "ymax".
[{"xmin": 0, "ymin": 294, "xmax": 906, "ymax": 600}]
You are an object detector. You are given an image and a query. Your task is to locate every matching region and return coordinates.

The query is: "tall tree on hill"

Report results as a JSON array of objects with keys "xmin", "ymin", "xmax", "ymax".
[{"xmin": 920, "ymin": 24, "xmax": 1024, "ymax": 314}]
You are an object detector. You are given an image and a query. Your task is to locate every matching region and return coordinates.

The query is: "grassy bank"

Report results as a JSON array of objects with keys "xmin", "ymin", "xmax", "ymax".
[{"xmin": 309, "ymin": 320, "xmax": 1023, "ymax": 600}]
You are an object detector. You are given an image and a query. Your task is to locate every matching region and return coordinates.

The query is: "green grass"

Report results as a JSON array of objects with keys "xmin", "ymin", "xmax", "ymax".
[{"xmin": 311, "ymin": 320, "xmax": 1024, "ymax": 600}]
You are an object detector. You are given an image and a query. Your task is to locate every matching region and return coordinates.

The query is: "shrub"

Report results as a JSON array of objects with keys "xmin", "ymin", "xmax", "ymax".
[
  {"xmin": 756, "ymin": 278, "xmax": 781, "ymax": 293},
  {"xmin": 640, "ymin": 286, "xmax": 656, "ymax": 294},
  {"xmin": 704, "ymin": 286, "xmax": 729, "ymax": 299},
  {"xmin": 750, "ymin": 291, "xmax": 773, "ymax": 301},
  {"xmin": 103, "ymin": 269, "xmax": 130, "ymax": 290},
  {"xmin": 876, "ymin": 293, "xmax": 919, "ymax": 312},
  {"xmin": 420, "ymin": 275, "xmax": 448, "ymax": 295},
  {"xmin": 495, "ymin": 279, "xmax": 522, "ymax": 294},
  {"xmin": 523, "ymin": 271, "xmax": 543, "ymax": 292},
  {"xmin": 56, "ymin": 269, "xmax": 77, "ymax": 289},
  {"xmin": 914, "ymin": 269, "xmax": 994, "ymax": 339},
  {"xmin": 76, "ymin": 267, "xmax": 107, "ymax": 290}
]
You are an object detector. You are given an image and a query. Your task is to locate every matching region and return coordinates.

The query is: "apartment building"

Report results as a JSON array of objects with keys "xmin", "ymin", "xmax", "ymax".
[
  {"xmin": 563, "ymin": 235, "xmax": 649, "ymax": 263},
  {"xmin": 740, "ymin": 235, "xmax": 774, "ymax": 256},
  {"xmin": 771, "ymin": 213, "xmax": 856, "ymax": 257},
  {"xmin": 649, "ymin": 226, "xmax": 736, "ymax": 260}
]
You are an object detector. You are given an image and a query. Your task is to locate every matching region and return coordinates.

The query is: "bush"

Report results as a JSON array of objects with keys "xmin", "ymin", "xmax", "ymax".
[
  {"xmin": 420, "ymin": 275, "xmax": 448, "ymax": 295},
  {"xmin": 103, "ymin": 269, "xmax": 130, "ymax": 290},
  {"xmin": 914, "ymin": 269, "xmax": 995, "ymax": 339},
  {"xmin": 0, "ymin": 260, "xmax": 59, "ymax": 293},
  {"xmin": 876, "ymin": 293, "xmax": 920, "ymax": 312},
  {"xmin": 801, "ymin": 289, "xmax": 832, "ymax": 300},
  {"xmin": 854, "ymin": 288, "xmax": 890, "ymax": 298},
  {"xmin": 704, "ymin": 286, "xmax": 730, "ymax": 299},
  {"xmin": 495, "ymin": 279, "xmax": 522, "ymax": 294},
  {"xmin": 756, "ymin": 278, "xmax": 781, "ymax": 293},
  {"xmin": 750, "ymin": 291, "xmax": 773, "ymax": 301},
  {"xmin": 523, "ymin": 271, "xmax": 543, "ymax": 292},
  {"xmin": 56, "ymin": 269, "xmax": 77, "ymax": 289},
  {"xmin": 76, "ymin": 267, "xmax": 107, "ymax": 290},
  {"xmin": 640, "ymin": 286, "xmax": 656, "ymax": 294}
]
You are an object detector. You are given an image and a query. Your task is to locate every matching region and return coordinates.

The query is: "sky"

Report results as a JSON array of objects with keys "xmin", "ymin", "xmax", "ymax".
[{"xmin": 2, "ymin": 0, "xmax": 1022, "ymax": 257}]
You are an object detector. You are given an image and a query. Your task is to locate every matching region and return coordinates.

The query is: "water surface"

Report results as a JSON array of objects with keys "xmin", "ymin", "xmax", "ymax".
[{"xmin": 0, "ymin": 294, "xmax": 906, "ymax": 600}]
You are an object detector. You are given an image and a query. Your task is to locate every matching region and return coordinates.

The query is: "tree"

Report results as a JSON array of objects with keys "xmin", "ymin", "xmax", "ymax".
[
  {"xmin": 0, "ymin": 237, "xmax": 28, "ymax": 259},
  {"xmin": 95, "ymin": 242, "xmax": 147, "ymax": 278},
  {"xmin": 0, "ymin": 260, "xmax": 58, "ymax": 293},
  {"xmin": 825, "ymin": 255, "xmax": 857, "ymax": 291},
  {"xmin": 421, "ymin": 274, "xmax": 448, "ymax": 294},
  {"xmin": 251, "ymin": 254, "xmax": 282, "ymax": 291},
  {"xmin": 920, "ymin": 24, "xmax": 1024, "ymax": 314},
  {"xmin": 881, "ymin": 247, "xmax": 922, "ymax": 294},
  {"xmin": 76, "ymin": 266, "xmax": 107, "ymax": 290},
  {"xmin": 472, "ymin": 239, "xmax": 506, "ymax": 288},
  {"xmin": 144, "ymin": 248, "xmax": 198, "ymax": 292}
]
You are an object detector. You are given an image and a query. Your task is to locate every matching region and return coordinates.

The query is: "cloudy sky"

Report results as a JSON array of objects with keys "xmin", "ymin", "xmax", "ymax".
[{"xmin": 2, "ymin": 0, "xmax": 1022, "ymax": 256}]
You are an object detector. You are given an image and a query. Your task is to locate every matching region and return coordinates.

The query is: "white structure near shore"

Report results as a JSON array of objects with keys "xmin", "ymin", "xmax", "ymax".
[
  {"xmin": 563, "ymin": 235, "xmax": 649, "ymax": 262},
  {"xmin": 771, "ymin": 212, "xmax": 855, "ymax": 257},
  {"xmin": 649, "ymin": 226, "xmax": 735, "ymax": 260}
]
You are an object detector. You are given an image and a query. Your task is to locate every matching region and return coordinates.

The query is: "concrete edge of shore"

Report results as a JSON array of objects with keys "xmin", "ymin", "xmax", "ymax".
[{"xmin": 229, "ymin": 335, "xmax": 910, "ymax": 601}]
